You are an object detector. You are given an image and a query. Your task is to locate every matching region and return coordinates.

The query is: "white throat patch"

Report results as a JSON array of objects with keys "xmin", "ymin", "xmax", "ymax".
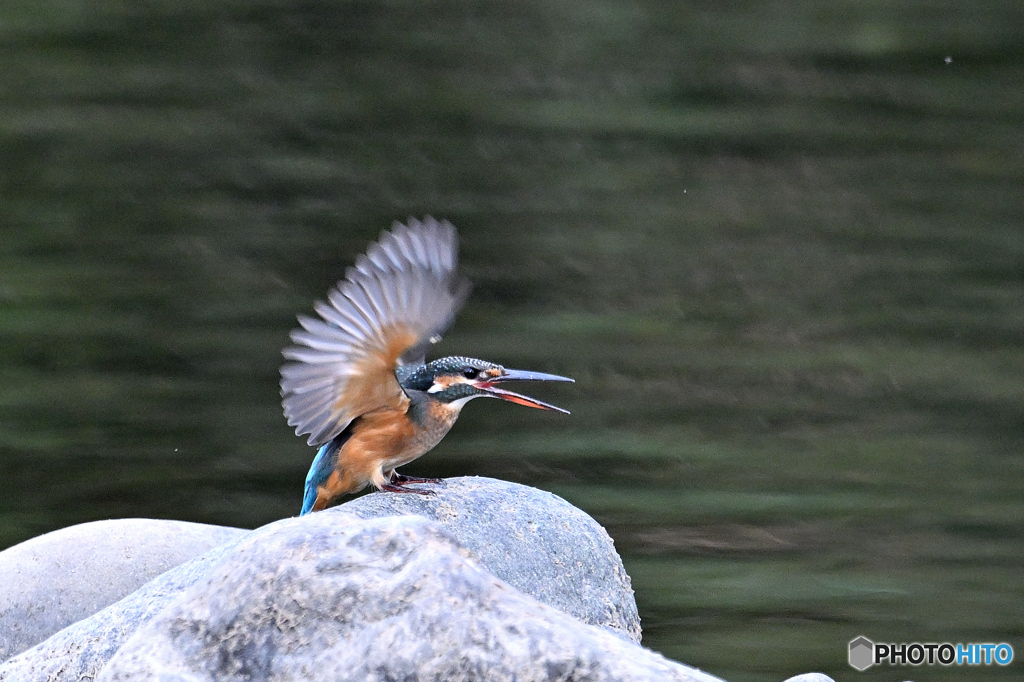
[{"xmin": 446, "ymin": 395, "xmax": 479, "ymax": 411}]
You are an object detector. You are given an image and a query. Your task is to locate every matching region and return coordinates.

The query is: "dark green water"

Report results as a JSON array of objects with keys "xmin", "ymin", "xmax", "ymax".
[{"xmin": 2, "ymin": 1, "xmax": 1023, "ymax": 679}]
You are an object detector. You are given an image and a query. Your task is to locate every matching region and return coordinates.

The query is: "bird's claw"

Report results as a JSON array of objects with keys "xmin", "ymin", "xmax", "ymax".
[
  {"xmin": 380, "ymin": 483, "xmax": 435, "ymax": 496},
  {"xmin": 390, "ymin": 472, "xmax": 444, "ymax": 485}
]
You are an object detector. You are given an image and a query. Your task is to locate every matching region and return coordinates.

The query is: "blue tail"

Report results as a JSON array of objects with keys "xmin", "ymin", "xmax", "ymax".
[{"xmin": 300, "ymin": 438, "xmax": 343, "ymax": 515}]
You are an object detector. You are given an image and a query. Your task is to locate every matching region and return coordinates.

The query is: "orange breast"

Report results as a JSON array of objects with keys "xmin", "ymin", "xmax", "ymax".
[
  {"xmin": 316, "ymin": 398, "xmax": 462, "ymax": 506},
  {"xmin": 335, "ymin": 408, "xmax": 426, "ymax": 490}
]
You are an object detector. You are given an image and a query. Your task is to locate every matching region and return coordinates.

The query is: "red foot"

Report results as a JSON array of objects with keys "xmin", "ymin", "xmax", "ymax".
[
  {"xmin": 380, "ymin": 483, "xmax": 435, "ymax": 496},
  {"xmin": 390, "ymin": 472, "xmax": 443, "ymax": 485}
]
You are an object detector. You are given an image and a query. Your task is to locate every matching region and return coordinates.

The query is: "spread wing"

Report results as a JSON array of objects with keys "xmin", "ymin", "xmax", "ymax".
[{"xmin": 281, "ymin": 217, "xmax": 470, "ymax": 446}]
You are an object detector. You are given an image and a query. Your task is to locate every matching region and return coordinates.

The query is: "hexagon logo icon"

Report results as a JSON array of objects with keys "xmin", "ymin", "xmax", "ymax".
[{"xmin": 848, "ymin": 636, "xmax": 874, "ymax": 671}]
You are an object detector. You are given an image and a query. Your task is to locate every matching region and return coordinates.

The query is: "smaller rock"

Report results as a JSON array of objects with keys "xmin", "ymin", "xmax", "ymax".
[
  {"xmin": 0, "ymin": 519, "xmax": 247, "ymax": 661},
  {"xmin": 0, "ymin": 536, "xmax": 246, "ymax": 681},
  {"xmin": 782, "ymin": 675, "xmax": 835, "ymax": 682}
]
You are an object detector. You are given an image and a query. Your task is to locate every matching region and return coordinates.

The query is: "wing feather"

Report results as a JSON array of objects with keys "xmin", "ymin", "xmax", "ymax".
[
  {"xmin": 341, "ymin": 282, "xmax": 381, "ymax": 334},
  {"xmin": 281, "ymin": 217, "xmax": 469, "ymax": 446},
  {"xmin": 288, "ymin": 330, "xmax": 351, "ymax": 353},
  {"xmin": 311, "ymin": 301, "xmax": 364, "ymax": 340},
  {"xmin": 326, "ymin": 289, "xmax": 374, "ymax": 338},
  {"xmin": 296, "ymin": 315, "xmax": 357, "ymax": 344}
]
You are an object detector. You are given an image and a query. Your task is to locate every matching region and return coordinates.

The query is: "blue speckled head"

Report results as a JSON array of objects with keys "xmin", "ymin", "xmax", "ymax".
[{"xmin": 398, "ymin": 356, "xmax": 503, "ymax": 396}]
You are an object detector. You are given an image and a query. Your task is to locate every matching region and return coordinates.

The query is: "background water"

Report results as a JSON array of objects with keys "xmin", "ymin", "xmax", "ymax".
[{"xmin": 2, "ymin": 1, "xmax": 1023, "ymax": 680}]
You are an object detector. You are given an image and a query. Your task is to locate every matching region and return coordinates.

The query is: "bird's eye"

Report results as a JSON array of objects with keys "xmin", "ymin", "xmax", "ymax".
[{"xmin": 462, "ymin": 367, "xmax": 478, "ymax": 379}]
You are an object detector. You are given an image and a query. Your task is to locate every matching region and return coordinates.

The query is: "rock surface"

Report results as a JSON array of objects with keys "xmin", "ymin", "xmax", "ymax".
[
  {"xmin": 0, "ymin": 519, "xmax": 247, "ymax": 660},
  {"xmin": 0, "ymin": 534, "xmax": 248, "ymax": 681},
  {"xmin": 1, "ymin": 478, "xmax": 832, "ymax": 681},
  {"xmin": 0, "ymin": 478, "xmax": 642, "ymax": 680},
  {"xmin": 98, "ymin": 513, "xmax": 722, "ymax": 682},
  {"xmin": 340, "ymin": 475, "xmax": 640, "ymax": 642}
]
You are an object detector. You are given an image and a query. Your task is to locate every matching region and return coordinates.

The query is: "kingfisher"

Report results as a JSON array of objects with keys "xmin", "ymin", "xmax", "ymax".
[{"xmin": 281, "ymin": 217, "xmax": 573, "ymax": 515}]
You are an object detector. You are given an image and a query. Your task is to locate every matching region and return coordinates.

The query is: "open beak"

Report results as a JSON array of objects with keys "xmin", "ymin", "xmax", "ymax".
[{"xmin": 473, "ymin": 368, "xmax": 574, "ymax": 414}]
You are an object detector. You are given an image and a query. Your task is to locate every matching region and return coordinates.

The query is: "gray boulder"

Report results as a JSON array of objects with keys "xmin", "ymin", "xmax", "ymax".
[
  {"xmin": 0, "ymin": 534, "xmax": 248, "ymax": 681},
  {"xmin": 341, "ymin": 476, "xmax": 640, "ymax": 642},
  {"xmin": 0, "ymin": 519, "xmax": 247, "ymax": 660},
  {"xmin": 98, "ymin": 513, "xmax": 723, "ymax": 682},
  {"xmin": 1, "ymin": 478, "xmax": 642, "ymax": 680}
]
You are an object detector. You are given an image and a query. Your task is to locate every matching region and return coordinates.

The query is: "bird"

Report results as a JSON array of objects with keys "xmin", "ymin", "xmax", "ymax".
[{"xmin": 281, "ymin": 217, "xmax": 573, "ymax": 515}]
